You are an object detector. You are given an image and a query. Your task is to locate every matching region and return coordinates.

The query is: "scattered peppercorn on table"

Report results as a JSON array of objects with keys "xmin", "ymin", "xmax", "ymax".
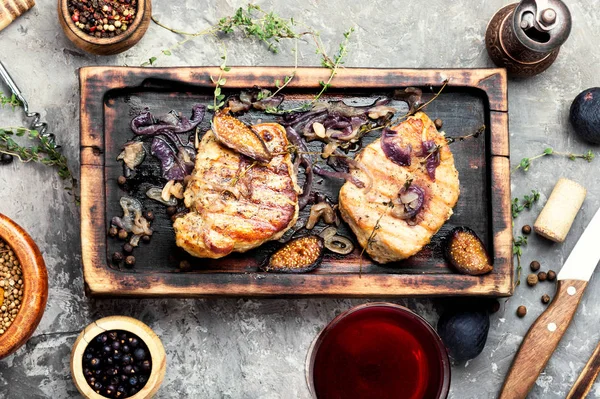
[{"xmin": 1, "ymin": 1, "xmax": 600, "ymax": 398}]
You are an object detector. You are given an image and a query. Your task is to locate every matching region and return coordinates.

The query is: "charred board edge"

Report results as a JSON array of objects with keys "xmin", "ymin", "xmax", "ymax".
[{"xmin": 80, "ymin": 67, "xmax": 512, "ymax": 297}]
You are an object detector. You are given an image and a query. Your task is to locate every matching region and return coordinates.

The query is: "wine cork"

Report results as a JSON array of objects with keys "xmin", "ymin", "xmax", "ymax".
[
  {"xmin": 0, "ymin": 0, "xmax": 35, "ymax": 32},
  {"xmin": 534, "ymin": 178, "xmax": 586, "ymax": 243}
]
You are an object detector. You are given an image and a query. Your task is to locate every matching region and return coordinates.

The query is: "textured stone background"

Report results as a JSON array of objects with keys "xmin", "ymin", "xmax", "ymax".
[{"xmin": 1, "ymin": 0, "xmax": 600, "ymax": 398}]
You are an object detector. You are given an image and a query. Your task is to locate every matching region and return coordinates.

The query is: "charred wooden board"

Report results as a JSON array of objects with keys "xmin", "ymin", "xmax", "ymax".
[{"xmin": 80, "ymin": 67, "xmax": 511, "ymax": 297}]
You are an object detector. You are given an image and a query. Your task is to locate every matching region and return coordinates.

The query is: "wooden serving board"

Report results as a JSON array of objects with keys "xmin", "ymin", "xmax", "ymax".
[{"xmin": 80, "ymin": 67, "xmax": 512, "ymax": 297}]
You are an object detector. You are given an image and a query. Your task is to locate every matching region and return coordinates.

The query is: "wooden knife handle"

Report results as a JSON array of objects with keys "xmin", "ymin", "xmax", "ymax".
[
  {"xmin": 499, "ymin": 279, "xmax": 588, "ymax": 399},
  {"xmin": 567, "ymin": 340, "xmax": 600, "ymax": 399}
]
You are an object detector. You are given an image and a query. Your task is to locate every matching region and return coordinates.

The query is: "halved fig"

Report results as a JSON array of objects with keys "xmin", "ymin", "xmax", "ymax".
[
  {"xmin": 444, "ymin": 227, "xmax": 493, "ymax": 276},
  {"xmin": 212, "ymin": 108, "xmax": 272, "ymax": 163},
  {"xmin": 262, "ymin": 235, "xmax": 324, "ymax": 273}
]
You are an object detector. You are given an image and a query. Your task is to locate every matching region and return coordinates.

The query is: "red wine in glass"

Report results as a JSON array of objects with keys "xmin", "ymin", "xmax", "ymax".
[{"xmin": 307, "ymin": 303, "xmax": 450, "ymax": 399}]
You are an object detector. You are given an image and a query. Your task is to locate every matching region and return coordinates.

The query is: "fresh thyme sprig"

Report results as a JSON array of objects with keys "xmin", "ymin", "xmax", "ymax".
[
  {"xmin": 511, "ymin": 190, "xmax": 540, "ymax": 218},
  {"xmin": 0, "ymin": 92, "xmax": 21, "ymax": 109},
  {"xmin": 208, "ymin": 48, "xmax": 231, "ymax": 112},
  {"xmin": 513, "ymin": 235, "xmax": 528, "ymax": 286},
  {"xmin": 511, "ymin": 190, "xmax": 541, "ymax": 287},
  {"xmin": 217, "ymin": 4, "xmax": 299, "ymax": 53},
  {"xmin": 314, "ymin": 27, "xmax": 354, "ymax": 101},
  {"xmin": 513, "ymin": 147, "xmax": 594, "ymax": 173},
  {"xmin": 0, "ymin": 127, "xmax": 76, "ymax": 190}
]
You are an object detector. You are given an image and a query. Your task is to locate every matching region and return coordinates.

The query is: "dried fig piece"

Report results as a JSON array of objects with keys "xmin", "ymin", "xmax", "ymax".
[
  {"xmin": 212, "ymin": 108, "xmax": 272, "ymax": 163},
  {"xmin": 262, "ymin": 235, "xmax": 324, "ymax": 273},
  {"xmin": 444, "ymin": 227, "xmax": 493, "ymax": 275}
]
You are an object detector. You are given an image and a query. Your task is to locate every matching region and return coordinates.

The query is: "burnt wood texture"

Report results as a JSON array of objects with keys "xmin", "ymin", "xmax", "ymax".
[{"xmin": 80, "ymin": 67, "xmax": 511, "ymax": 297}]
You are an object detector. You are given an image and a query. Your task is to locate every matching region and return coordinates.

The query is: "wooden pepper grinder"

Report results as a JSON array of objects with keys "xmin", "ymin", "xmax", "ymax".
[{"xmin": 485, "ymin": 0, "xmax": 571, "ymax": 78}]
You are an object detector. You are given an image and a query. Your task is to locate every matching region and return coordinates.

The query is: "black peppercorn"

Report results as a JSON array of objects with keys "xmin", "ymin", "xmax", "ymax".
[
  {"xmin": 123, "ymin": 243, "xmax": 133, "ymax": 254},
  {"xmin": 117, "ymin": 176, "xmax": 127, "ymax": 185},
  {"xmin": 516, "ymin": 305, "xmax": 527, "ymax": 318},
  {"xmin": 133, "ymin": 348, "xmax": 146, "ymax": 361},
  {"xmin": 121, "ymin": 354, "xmax": 132, "ymax": 365},
  {"xmin": 117, "ymin": 229, "xmax": 128, "ymax": 240},
  {"xmin": 166, "ymin": 206, "xmax": 177, "ymax": 216},
  {"xmin": 112, "ymin": 252, "xmax": 124, "ymax": 263},
  {"xmin": 144, "ymin": 211, "xmax": 154, "ymax": 221},
  {"xmin": 123, "ymin": 364, "xmax": 133, "ymax": 374},
  {"xmin": 129, "ymin": 376, "xmax": 138, "ymax": 386},
  {"xmin": 1, "ymin": 153, "xmax": 14, "ymax": 165},
  {"xmin": 179, "ymin": 260, "xmax": 191, "ymax": 271},
  {"xmin": 547, "ymin": 270, "xmax": 557, "ymax": 281},
  {"xmin": 541, "ymin": 294, "xmax": 551, "ymax": 304},
  {"xmin": 108, "ymin": 226, "xmax": 118, "ymax": 237},
  {"xmin": 140, "ymin": 359, "xmax": 151, "ymax": 372},
  {"xmin": 125, "ymin": 256, "xmax": 136, "ymax": 267},
  {"xmin": 122, "ymin": 345, "xmax": 130, "ymax": 354},
  {"xmin": 522, "ymin": 225, "xmax": 532, "ymax": 235},
  {"xmin": 538, "ymin": 271, "xmax": 547, "ymax": 282},
  {"xmin": 112, "ymin": 341, "xmax": 121, "ymax": 350},
  {"xmin": 141, "ymin": 235, "xmax": 151, "ymax": 243},
  {"xmin": 90, "ymin": 358, "xmax": 101, "ymax": 369},
  {"xmin": 530, "ymin": 260, "xmax": 540, "ymax": 272}
]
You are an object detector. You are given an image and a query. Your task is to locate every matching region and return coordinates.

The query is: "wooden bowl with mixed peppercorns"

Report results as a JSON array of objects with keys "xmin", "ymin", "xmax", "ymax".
[
  {"xmin": 58, "ymin": 0, "xmax": 152, "ymax": 55},
  {"xmin": 0, "ymin": 213, "xmax": 48, "ymax": 360}
]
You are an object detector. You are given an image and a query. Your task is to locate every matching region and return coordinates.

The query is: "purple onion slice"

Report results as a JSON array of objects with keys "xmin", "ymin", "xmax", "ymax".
[
  {"xmin": 381, "ymin": 128, "xmax": 412, "ymax": 166},
  {"xmin": 392, "ymin": 184, "xmax": 425, "ymax": 220}
]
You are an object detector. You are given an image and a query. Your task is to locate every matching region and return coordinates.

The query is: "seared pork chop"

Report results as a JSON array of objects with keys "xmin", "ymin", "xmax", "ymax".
[
  {"xmin": 339, "ymin": 112, "xmax": 460, "ymax": 263},
  {"xmin": 174, "ymin": 123, "xmax": 300, "ymax": 258}
]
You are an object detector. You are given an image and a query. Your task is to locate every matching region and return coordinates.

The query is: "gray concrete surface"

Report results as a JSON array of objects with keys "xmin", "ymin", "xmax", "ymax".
[{"xmin": 1, "ymin": 0, "xmax": 600, "ymax": 398}]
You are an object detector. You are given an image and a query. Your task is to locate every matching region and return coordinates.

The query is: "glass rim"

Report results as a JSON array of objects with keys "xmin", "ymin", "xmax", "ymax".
[{"xmin": 305, "ymin": 302, "xmax": 451, "ymax": 399}]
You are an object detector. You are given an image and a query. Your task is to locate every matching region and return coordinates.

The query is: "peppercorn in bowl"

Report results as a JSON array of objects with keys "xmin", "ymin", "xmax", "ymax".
[
  {"xmin": 0, "ymin": 213, "xmax": 48, "ymax": 360},
  {"xmin": 58, "ymin": 0, "xmax": 152, "ymax": 55},
  {"xmin": 71, "ymin": 316, "xmax": 166, "ymax": 399}
]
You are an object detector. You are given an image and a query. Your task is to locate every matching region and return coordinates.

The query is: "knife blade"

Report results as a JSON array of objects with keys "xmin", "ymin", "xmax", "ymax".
[{"xmin": 499, "ymin": 205, "xmax": 600, "ymax": 399}]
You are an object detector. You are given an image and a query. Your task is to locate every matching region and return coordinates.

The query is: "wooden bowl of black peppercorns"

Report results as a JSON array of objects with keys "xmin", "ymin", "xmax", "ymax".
[
  {"xmin": 71, "ymin": 316, "xmax": 166, "ymax": 399},
  {"xmin": 58, "ymin": 0, "xmax": 152, "ymax": 55}
]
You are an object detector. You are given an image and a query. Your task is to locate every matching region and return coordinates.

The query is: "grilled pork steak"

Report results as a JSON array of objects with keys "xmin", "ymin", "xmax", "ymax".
[
  {"xmin": 174, "ymin": 123, "xmax": 300, "ymax": 258},
  {"xmin": 339, "ymin": 112, "xmax": 460, "ymax": 263}
]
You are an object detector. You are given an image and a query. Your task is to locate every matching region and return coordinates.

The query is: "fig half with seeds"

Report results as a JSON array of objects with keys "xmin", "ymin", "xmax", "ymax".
[
  {"xmin": 444, "ymin": 227, "xmax": 493, "ymax": 276},
  {"xmin": 262, "ymin": 235, "xmax": 324, "ymax": 273}
]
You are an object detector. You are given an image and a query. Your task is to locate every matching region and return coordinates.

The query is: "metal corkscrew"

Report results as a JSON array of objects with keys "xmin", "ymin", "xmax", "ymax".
[{"xmin": 0, "ymin": 60, "xmax": 56, "ymax": 145}]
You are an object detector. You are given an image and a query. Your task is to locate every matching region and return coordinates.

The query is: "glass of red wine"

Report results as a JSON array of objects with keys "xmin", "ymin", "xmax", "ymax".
[{"xmin": 306, "ymin": 302, "xmax": 451, "ymax": 399}]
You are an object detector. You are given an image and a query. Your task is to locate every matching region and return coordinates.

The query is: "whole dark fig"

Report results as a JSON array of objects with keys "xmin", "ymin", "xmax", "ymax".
[
  {"xmin": 570, "ymin": 88, "xmax": 600, "ymax": 144},
  {"xmin": 437, "ymin": 307, "xmax": 490, "ymax": 362}
]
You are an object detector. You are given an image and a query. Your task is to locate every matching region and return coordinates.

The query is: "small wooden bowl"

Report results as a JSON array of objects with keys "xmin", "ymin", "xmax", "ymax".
[
  {"xmin": 0, "ymin": 213, "xmax": 48, "ymax": 359},
  {"xmin": 71, "ymin": 316, "xmax": 166, "ymax": 399},
  {"xmin": 57, "ymin": 0, "xmax": 152, "ymax": 55}
]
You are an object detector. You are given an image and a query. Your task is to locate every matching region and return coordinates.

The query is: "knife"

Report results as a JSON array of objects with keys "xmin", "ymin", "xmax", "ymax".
[
  {"xmin": 566, "ymin": 340, "xmax": 600, "ymax": 399},
  {"xmin": 499, "ymin": 206, "xmax": 600, "ymax": 399}
]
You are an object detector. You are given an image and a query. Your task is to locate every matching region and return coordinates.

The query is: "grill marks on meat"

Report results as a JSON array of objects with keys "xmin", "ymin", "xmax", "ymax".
[
  {"xmin": 174, "ymin": 123, "xmax": 300, "ymax": 258},
  {"xmin": 339, "ymin": 112, "xmax": 460, "ymax": 263}
]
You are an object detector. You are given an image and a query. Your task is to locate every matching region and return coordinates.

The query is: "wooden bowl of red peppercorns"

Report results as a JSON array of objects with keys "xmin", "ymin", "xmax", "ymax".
[
  {"xmin": 71, "ymin": 316, "xmax": 166, "ymax": 398},
  {"xmin": 0, "ymin": 213, "xmax": 48, "ymax": 360},
  {"xmin": 58, "ymin": 0, "xmax": 152, "ymax": 55}
]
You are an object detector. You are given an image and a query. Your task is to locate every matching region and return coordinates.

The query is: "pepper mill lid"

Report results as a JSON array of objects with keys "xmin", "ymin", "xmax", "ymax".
[{"xmin": 513, "ymin": 0, "xmax": 572, "ymax": 52}]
